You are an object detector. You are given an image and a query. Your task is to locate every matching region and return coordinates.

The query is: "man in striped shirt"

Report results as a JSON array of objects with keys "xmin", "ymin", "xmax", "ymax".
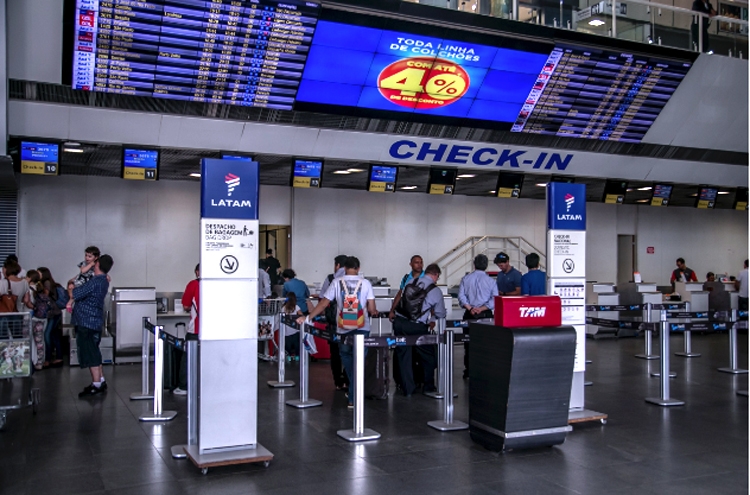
[{"xmin": 458, "ymin": 254, "xmax": 498, "ymax": 379}]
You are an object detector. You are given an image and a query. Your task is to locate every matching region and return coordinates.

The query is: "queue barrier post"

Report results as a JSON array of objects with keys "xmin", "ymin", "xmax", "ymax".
[
  {"xmin": 428, "ymin": 324, "xmax": 468, "ymax": 432},
  {"xmin": 267, "ymin": 321, "xmax": 295, "ymax": 388},
  {"xmin": 645, "ymin": 310, "xmax": 684, "ymax": 407},
  {"xmin": 337, "ymin": 333, "xmax": 380, "ymax": 442},
  {"xmin": 139, "ymin": 326, "xmax": 178, "ymax": 422},
  {"xmin": 425, "ymin": 326, "xmax": 445, "ymax": 400},
  {"xmin": 287, "ymin": 327, "xmax": 322, "ymax": 409},
  {"xmin": 171, "ymin": 338, "xmax": 198, "ymax": 459},
  {"xmin": 635, "ymin": 303, "xmax": 659, "ymax": 360},
  {"xmin": 130, "ymin": 317, "xmax": 154, "ymax": 400},
  {"xmin": 676, "ymin": 301, "xmax": 701, "ymax": 358},
  {"xmin": 718, "ymin": 310, "xmax": 748, "ymax": 374}
]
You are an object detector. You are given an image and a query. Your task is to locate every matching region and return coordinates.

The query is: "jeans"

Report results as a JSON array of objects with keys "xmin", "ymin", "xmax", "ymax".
[
  {"xmin": 393, "ymin": 317, "xmax": 436, "ymax": 395},
  {"xmin": 338, "ymin": 330, "xmax": 370, "ymax": 404},
  {"xmin": 44, "ymin": 315, "xmax": 63, "ymax": 362}
]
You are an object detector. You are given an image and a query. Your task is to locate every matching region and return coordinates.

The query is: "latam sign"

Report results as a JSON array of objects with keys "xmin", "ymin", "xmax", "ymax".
[
  {"xmin": 201, "ymin": 158, "xmax": 259, "ymax": 220},
  {"xmin": 388, "ymin": 139, "xmax": 574, "ymax": 170},
  {"xmin": 547, "ymin": 182, "xmax": 587, "ymax": 231}
]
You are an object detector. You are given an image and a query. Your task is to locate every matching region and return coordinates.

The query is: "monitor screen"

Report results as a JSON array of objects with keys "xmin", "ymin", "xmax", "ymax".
[
  {"xmin": 71, "ymin": 0, "xmax": 321, "ymax": 110},
  {"xmin": 123, "ymin": 148, "xmax": 159, "ymax": 180},
  {"xmin": 697, "ymin": 187, "xmax": 718, "ymax": 209},
  {"xmin": 604, "ymin": 180, "xmax": 628, "ymax": 204},
  {"xmin": 20, "ymin": 141, "xmax": 59, "ymax": 176},
  {"xmin": 222, "ymin": 154, "xmax": 254, "ymax": 162},
  {"xmin": 496, "ymin": 172, "xmax": 523, "ymax": 198},
  {"xmin": 296, "ymin": 19, "xmax": 692, "ymax": 142},
  {"xmin": 369, "ymin": 165, "xmax": 398, "ymax": 193},
  {"xmin": 735, "ymin": 188, "xmax": 748, "ymax": 211},
  {"xmin": 428, "ymin": 168, "xmax": 457, "ymax": 195},
  {"xmin": 292, "ymin": 159, "xmax": 322, "ymax": 188},
  {"xmin": 651, "ymin": 184, "xmax": 672, "ymax": 206}
]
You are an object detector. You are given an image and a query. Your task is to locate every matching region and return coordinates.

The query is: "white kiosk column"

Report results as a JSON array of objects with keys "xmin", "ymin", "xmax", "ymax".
[
  {"xmin": 184, "ymin": 158, "xmax": 272, "ymax": 472},
  {"xmin": 546, "ymin": 183, "xmax": 607, "ymax": 424}
]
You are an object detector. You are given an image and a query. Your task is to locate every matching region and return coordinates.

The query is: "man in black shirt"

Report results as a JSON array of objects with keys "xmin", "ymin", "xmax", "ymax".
[
  {"xmin": 265, "ymin": 249, "xmax": 282, "ymax": 287},
  {"xmin": 692, "ymin": 0, "xmax": 716, "ymax": 53}
]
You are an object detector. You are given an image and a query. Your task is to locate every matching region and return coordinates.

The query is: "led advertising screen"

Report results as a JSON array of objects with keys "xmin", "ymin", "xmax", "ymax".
[
  {"xmin": 496, "ymin": 172, "xmax": 523, "ymax": 198},
  {"xmin": 651, "ymin": 184, "xmax": 672, "ymax": 207},
  {"xmin": 20, "ymin": 141, "xmax": 59, "ymax": 176},
  {"xmin": 696, "ymin": 187, "xmax": 718, "ymax": 209},
  {"xmin": 123, "ymin": 148, "xmax": 159, "ymax": 181},
  {"xmin": 369, "ymin": 165, "xmax": 397, "ymax": 193},
  {"xmin": 735, "ymin": 188, "xmax": 748, "ymax": 211},
  {"xmin": 428, "ymin": 168, "xmax": 457, "ymax": 195},
  {"xmin": 292, "ymin": 159, "xmax": 322, "ymax": 188},
  {"xmin": 71, "ymin": 0, "xmax": 320, "ymax": 110},
  {"xmin": 603, "ymin": 180, "xmax": 628, "ymax": 204}
]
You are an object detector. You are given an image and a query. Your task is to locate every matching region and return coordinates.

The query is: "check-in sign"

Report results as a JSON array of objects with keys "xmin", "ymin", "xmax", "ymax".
[
  {"xmin": 200, "ymin": 219, "xmax": 259, "ymax": 279},
  {"xmin": 547, "ymin": 230, "xmax": 586, "ymax": 278}
]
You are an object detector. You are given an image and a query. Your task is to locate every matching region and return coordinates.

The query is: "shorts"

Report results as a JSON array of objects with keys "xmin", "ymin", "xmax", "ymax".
[{"xmin": 75, "ymin": 325, "xmax": 102, "ymax": 369}]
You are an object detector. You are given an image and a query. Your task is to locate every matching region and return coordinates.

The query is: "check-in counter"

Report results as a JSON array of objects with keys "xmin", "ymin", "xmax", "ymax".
[
  {"xmin": 675, "ymin": 282, "xmax": 709, "ymax": 312},
  {"xmin": 586, "ymin": 283, "xmax": 618, "ymax": 338}
]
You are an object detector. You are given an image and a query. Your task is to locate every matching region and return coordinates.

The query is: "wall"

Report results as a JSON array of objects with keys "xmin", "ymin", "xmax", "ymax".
[
  {"xmin": 7, "ymin": 0, "xmax": 63, "ymax": 84},
  {"xmin": 17, "ymin": 175, "xmax": 748, "ymax": 292}
]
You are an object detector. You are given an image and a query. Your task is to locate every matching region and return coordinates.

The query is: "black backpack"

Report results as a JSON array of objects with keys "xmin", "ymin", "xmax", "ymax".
[
  {"xmin": 324, "ymin": 274, "xmax": 338, "ymax": 329},
  {"xmin": 396, "ymin": 279, "xmax": 437, "ymax": 321}
]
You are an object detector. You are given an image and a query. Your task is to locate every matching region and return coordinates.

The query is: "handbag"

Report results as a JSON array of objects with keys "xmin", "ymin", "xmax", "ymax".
[{"xmin": 0, "ymin": 279, "xmax": 18, "ymax": 313}]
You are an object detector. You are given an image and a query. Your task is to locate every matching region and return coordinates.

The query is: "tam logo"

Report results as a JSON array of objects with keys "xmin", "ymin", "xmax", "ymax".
[
  {"xmin": 225, "ymin": 173, "xmax": 240, "ymax": 196},
  {"xmin": 519, "ymin": 307, "xmax": 546, "ymax": 317}
]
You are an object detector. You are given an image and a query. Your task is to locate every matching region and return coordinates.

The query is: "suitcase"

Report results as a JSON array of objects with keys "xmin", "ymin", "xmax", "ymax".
[
  {"xmin": 364, "ymin": 347, "xmax": 389, "ymax": 400},
  {"xmin": 391, "ymin": 347, "xmax": 424, "ymax": 390}
]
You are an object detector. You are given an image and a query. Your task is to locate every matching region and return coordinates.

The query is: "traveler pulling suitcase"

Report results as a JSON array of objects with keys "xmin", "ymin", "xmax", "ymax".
[{"xmin": 364, "ymin": 316, "xmax": 389, "ymax": 399}]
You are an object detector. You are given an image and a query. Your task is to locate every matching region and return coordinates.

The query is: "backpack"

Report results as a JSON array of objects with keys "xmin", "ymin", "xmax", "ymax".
[
  {"xmin": 337, "ymin": 279, "xmax": 365, "ymax": 331},
  {"xmin": 33, "ymin": 292, "xmax": 52, "ymax": 319},
  {"xmin": 396, "ymin": 278, "xmax": 437, "ymax": 321},
  {"xmin": 0, "ymin": 280, "xmax": 17, "ymax": 313},
  {"xmin": 323, "ymin": 274, "xmax": 338, "ymax": 329}
]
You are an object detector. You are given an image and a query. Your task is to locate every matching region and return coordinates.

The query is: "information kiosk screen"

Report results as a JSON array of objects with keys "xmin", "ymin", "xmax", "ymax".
[
  {"xmin": 368, "ymin": 165, "xmax": 398, "ymax": 193},
  {"xmin": 496, "ymin": 172, "xmax": 523, "ymax": 198},
  {"xmin": 603, "ymin": 180, "xmax": 628, "ymax": 204},
  {"xmin": 651, "ymin": 184, "xmax": 672, "ymax": 206},
  {"xmin": 292, "ymin": 159, "xmax": 322, "ymax": 188},
  {"xmin": 696, "ymin": 187, "xmax": 718, "ymax": 209},
  {"xmin": 122, "ymin": 148, "xmax": 159, "ymax": 181},
  {"xmin": 20, "ymin": 141, "xmax": 59, "ymax": 176},
  {"xmin": 428, "ymin": 168, "xmax": 457, "ymax": 195}
]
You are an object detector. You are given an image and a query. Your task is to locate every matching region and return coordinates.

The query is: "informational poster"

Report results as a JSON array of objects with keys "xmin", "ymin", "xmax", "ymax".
[
  {"xmin": 548, "ymin": 278, "xmax": 586, "ymax": 372},
  {"xmin": 200, "ymin": 219, "xmax": 259, "ymax": 280},
  {"xmin": 546, "ymin": 230, "xmax": 586, "ymax": 278}
]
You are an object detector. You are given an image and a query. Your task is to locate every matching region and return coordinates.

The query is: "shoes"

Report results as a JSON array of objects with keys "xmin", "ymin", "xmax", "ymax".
[
  {"xmin": 463, "ymin": 370, "xmax": 469, "ymax": 380},
  {"xmin": 423, "ymin": 385, "xmax": 437, "ymax": 394},
  {"xmin": 173, "ymin": 388, "xmax": 187, "ymax": 396},
  {"xmin": 294, "ymin": 356, "xmax": 299, "ymax": 362},
  {"xmin": 51, "ymin": 360, "xmax": 64, "ymax": 368},
  {"xmin": 347, "ymin": 402, "xmax": 354, "ymax": 409},
  {"xmin": 100, "ymin": 381, "xmax": 108, "ymax": 391},
  {"xmin": 78, "ymin": 384, "xmax": 104, "ymax": 398}
]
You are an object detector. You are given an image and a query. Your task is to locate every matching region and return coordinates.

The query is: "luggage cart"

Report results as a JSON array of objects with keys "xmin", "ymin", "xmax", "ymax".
[
  {"xmin": 0, "ymin": 312, "xmax": 40, "ymax": 431},
  {"xmin": 258, "ymin": 299, "xmax": 285, "ymax": 362}
]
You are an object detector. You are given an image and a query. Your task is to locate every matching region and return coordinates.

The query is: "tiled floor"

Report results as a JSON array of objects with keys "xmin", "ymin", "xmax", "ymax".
[{"xmin": 1, "ymin": 332, "xmax": 747, "ymax": 495}]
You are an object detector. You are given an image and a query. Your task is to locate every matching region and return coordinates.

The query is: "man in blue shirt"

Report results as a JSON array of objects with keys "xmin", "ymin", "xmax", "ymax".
[
  {"xmin": 458, "ymin": 254, "xmax": 498, "ymax": 379},
  {"xmin": 388, "ymin": 255, "xmax": 425, "ymax": 392},
  {"xmin": 68, "ymin": 254, "xmax": 113, "ymax": 398},
  {"xmin": 521, "ymin": 252, "xmax": 547, "ymax": 296},
  {"xmin": 282, "ymin": 269, "xmax": 311, "ymax": 314},
  {"xmin": 494, "ymin": 252, "xmax": 522, "ymax": 296}
]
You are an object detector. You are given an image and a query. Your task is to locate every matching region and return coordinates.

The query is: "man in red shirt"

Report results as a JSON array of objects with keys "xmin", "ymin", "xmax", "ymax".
[
  {"xmin": 671, "ymin": 258, "xmax": 698, "ymax": 291},
  {"xmin": 175, "ymin": 264, "xmax": 199, "ymax": 395}
]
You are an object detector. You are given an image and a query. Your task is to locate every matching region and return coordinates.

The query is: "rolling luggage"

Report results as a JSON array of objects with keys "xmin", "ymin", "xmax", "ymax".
[{"xmin": 364, "ymin": 347, "xmax": 389, "ymax": 400}]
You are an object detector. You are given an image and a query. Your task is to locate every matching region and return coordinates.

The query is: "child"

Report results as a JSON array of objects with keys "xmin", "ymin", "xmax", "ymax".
[
  {"xmin": 66, "ymin": 246, "xmax": 100, "ymax": 312},
  {"xmin": 280, "ymin": 293, "xmax": 303, "ymax": 362},
  {"xmin": 24, "ymin": 269, "xmax": 41, "ymax": 312},
  {"xmin": 30, "ymin": 280, "xmax": 51, "ymax": 371}
]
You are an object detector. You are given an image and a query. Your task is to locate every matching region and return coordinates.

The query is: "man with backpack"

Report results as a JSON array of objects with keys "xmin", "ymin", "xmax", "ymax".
[
  {"xmin": 318, "ymin": 254, "xmax": 348, "ymax": 390},
  {"xmin": 393, "ymin": 263, "xmax": 445, "ymax": 396},
  {"xmin": 300, "ymin": 256, "xmax": 377, "ymax": 408}
]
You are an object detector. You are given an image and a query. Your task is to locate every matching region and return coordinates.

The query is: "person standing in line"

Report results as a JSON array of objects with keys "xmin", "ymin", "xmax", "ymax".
[
  {"xmin": 69, "ymin": 254, "xmax": 113, "ymax": 398},
  {"xmin": 282, "ymin": 269, "xmax": 310, "ymax": 315},
  {"xmin": 175, "ymin": 264, "xmax": 200, "ymax": 396},
  {"xmin": 494, "ymin": 252, "xmax": 522, "ymax": 296},
  {"xmin": 319, "ymin": 254, "xmax": 349, "ymax": 391},
  {"xmin": 521, "ymin": 253, "xmax": 547, "ymax": 296},
  {"xmin": 671, "ymin": 257, "xmax": 698, "ymax": 291},
  {"xmin": 265, "ymin": 248, "xmax": 282, "ymax": 287},
  {"xmin": 458, "ymin": 254, "xmax": 498, "ymax": 379},
  {"xmin": 258, "ymin": 259, "xmax": 272, "ymax": 299},
  {"xmin": 735, "ymin": 259, "xmax": 748, "ymax": 311},
  {"xmin": 1, "ymin": 255, "xmax": 27, "ymax": 280},
  {"xmin": 38, "ymin": 267, "xmax": 67, "ymax": 367},
  {"xmin": 388, "ymin": 255, "xmax": 425, "ymax": 321}
]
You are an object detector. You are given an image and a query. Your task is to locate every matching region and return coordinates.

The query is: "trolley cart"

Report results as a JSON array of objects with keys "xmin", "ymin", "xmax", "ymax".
[
  {"xmin": 258, "ymin": 298, "xmax": 285, "ymax": 362},
  {"xmin": 0, "ymin": 312, "xmax": 40, "ymax": 430}
]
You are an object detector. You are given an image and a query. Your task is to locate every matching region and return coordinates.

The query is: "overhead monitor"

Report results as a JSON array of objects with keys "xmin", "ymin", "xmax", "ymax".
[
  {"xmin": 292, "ymin": 159, "xmax": 322, "ymax": 188},
  {"xmin": 496, "ymin": 172, "xmax": 523, "ymax": 198},
  {"xmin": 368, "ymin": 165, "xmax": 398, "ymax": 193},
  {"xmin": 20, "ymin": 141, "xmax": 59, "ymax": 176},
  {"xmin": 603, "ymin": 180, "xmax": 628, "ymax": 204},
  {"xmin": 222, "ymin": 154, "xmax": 254, "ymax": 162},
  {"xmin": 735, "ymin": 188, "xmax": 748, "ymax": 211},
  {"xmin": 428, "ymin": 168, "xmax": 457, "ymax": 195},
  {"xmin": 650, "ymin": 184, "xmax": 672, "ymax": 206},
  {"xmin": 69, "ymin": 0, "xmax": 321, "ymax": 110},
  {"xmin": 696, "ymin": 187, "xmax": 718, "ymax": 209},
  {"xmin": 296, "ymin": 16, "xmax": 693, "ymax": 142},
  {"xmin": 122, "ymin": 148, "xmax": 159, "ymax": 181}
]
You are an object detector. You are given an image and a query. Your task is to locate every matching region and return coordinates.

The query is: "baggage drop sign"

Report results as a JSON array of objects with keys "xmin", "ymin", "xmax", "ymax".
[{"xmin": 200, "ymin": 219, "xmax": 259, "ymax": 279}]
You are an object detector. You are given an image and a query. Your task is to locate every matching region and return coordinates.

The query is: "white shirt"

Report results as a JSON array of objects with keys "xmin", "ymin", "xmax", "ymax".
[
  {"xmin": 258, "ymin": 269, "xmax": 271, "ymax": 298},
  {"xmin": 737, "ymin": 268, "xmax": 748, "ymax": 298},
  {"xmin": 322, "ymin": 275, "xmax": 375, "ymax": 333},
  {"xmin": 280, "ymin": 305, "xmax": 302, "ymax": 336}
]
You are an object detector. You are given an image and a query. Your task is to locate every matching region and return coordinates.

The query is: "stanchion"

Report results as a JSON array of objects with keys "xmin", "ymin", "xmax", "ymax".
[
  {"xmin": 267, "ymin": 323, "xmax": 295, "ymax": 388},
  {"xmin": 337, "ymin": 334, "xmax": 380, "ymax": 442},
  {"xmin": 650, "ymin": 308, "xmax": 677, "ymax": 378},
  {"xmin": 130, "ymin": 317, "xmax": 154, "ymax": 400},
  {"xmin": 287, "ymin": 329, "xmax": 322, "ymax": 408},
  {"xmin": 635, "ymin": 303, "xmax": 659, "ymax": 360},
  {"xmin": 172, "ymin": 338, "xmax": 198, "ymax": 459},
  {"xmin": 737, "ymin": 390, "xmax": 748, "ymax": 397},
  {"xmin": 424, "ymin": 325, "xmax": 445, "ymax": 400},
  {"xmin": 718, "ymin": 310, "xmax": 748, "ymax": 374},
  {"xmin": 140, "ymin": 327, "xmax": 178, "ymax": 422},
  {"xmin": 645, "ymin": 311, "xmax": 684, "ymax": 407},
  {"xmin": 675, "ymin": 302, "xmax": 701, "ymax": 358},
  {"xmin": 428, "ymin": 328, "xmax": 468, "ymax": 431}
]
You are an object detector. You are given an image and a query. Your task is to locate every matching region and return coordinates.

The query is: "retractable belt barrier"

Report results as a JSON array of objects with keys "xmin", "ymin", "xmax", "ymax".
[
  {"xmin": 136, "ymin": 318, "xmax": 178, "ymax": 422},
  {"xmin": 585, "ymin": 303, "xmax": 687, "ymax": 312}
]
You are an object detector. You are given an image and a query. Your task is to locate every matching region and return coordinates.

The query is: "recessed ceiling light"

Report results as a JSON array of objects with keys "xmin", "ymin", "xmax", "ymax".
[
  {"xmin": 400, "ymin": 185, "xmax": 418, "ymax": 190},
  {"xmin": 346, "ymin": 168, "xmax": 365, "ymax": 173},
  {"xmin": 637, "ymin": 186, "xmax": 653, "ymax": 191},
  {"xmin": 689, "ymin": 193, "xmax": 698, "ymax": 197},
  {"xmin": 718, "ymin": 191, "xmax": 730, "ymax": 195},
  {"xmin": 626, "ymin": 188, "xmax": 634, "ymax": 192},
  {"xmin": 457, "ymin": 174, "xmax": 476, "ymax": 178},
  {"xmin": 588, "ymin": 19, "xmax": 606, "ymax": 26},
  {"xmin": 636, "ymin": 199, "xmax": 649, "ymax": 203},
  {"xmin": 63, "ymin": 148, "xmax": 84, "ymax": 153},
  {"xmin": 63, "ymin": 142, "xmax": 81, "ymax": 147},
  {"xmin": 189, "ymin": 173, "xmax": 201, "ymax": 178},
  {"xmin": 536, "ymin": 182, "xmax": 547, "ymax": 187},
  {"xmin": 333, "ymin": 170, "xmax": 351, "ymax": 175},
  {"xmin": 489, "ymin": 190, "xmax": 496, "ymax": 194}
]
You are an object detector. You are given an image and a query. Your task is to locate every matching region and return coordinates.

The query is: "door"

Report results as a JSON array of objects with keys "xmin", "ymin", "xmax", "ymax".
[{"xmin": 617, "ymin": 235, "xmax": 635, "ymax": 285}]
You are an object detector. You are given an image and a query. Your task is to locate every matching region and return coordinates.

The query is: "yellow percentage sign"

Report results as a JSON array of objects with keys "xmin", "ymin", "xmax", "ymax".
[{"xmin": 425, "ymin": 73, "xmax": 466, "ymax": 100}]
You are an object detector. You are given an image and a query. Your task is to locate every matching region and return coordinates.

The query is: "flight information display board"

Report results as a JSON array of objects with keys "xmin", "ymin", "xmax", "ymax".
[
  {"xmin": 368, "ymin": 165, "xmax": 397, "ymax": 193},
  {"xmin": 123, "ymin": 148, "xmax": 159, "ymax": 180},
  {"xmin": 651, "ymin": 184, "xmax": 672, "ymax": 206},
  {"xmin": 292, "ymin": 159, "xmax": 321, "ymax": 188},
  {"xmin": 696, "ymin": 187, "xmax": 717, "ymax": 209},
  {"xmin": 72, "ymin": 0, "xmax": 320, "ymax": 110},
  {"xmin": 21, "ymin": 142, "xmax": 60, "ymax": 176}
]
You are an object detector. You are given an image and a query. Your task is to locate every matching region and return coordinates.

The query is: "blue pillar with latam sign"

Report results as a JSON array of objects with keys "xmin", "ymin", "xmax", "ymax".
[
  {"xmin": 546, "ymin": 183, "xmax": 589, "ymax": 413},
  {"xmin": 184, "ymin": 158, "xmax": 273, "ymax": 469}
]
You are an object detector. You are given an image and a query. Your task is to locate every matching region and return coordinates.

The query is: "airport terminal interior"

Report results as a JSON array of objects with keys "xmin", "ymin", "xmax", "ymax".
[{"xmin": 0, "ymin": 0, "xmax": 748, "ymax": 493}]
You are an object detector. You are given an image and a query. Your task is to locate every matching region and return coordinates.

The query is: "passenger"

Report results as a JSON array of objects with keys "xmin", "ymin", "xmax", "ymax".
[
  {"xmin": 0, "ymin": 260, "xmax": 30, "ymax": 313},
  {"xmin": 494, "ymin": 252, "xmax": 522, "ymax": 296},
  {"xmin": 319, "ymin": 254, "xmax": 349, "ymax": 391},
  {"xmin": 282, "ymin": 269, "xmax": 310, "ymax": 315},
  {"xmin": 37, "ymin": 267, "xmax": 66, "ymax": 367},
  {"xmin": 280, "ymin": 292, "xmax": 303, "ymax": 361},
  {"xmin": 258, "ymin": 259, "xmax": 272, "ymax": 299},
  {"xmin": 1, "ymin": 255, "xmax": 27, "ymax": 280},
  {"xmin": 388, "ymin": 255, "xmax": 425, "ymax": 322},
  {"xmin": 458, "ymin": 254, "xmax": 498, "ymax": 379},
  {"xmin": 175, "ymin": 263, "xmax": 200, "ymax": 396},
  {"xmin": 24, "ymin": 269, "xmax": 41, "ymax": 311},
  {"xmin": 691, "ymin": 0, "xmax": 716, "ymax": 53},
  {"xmin": 299, "ymin": 256, "xmax": 377, "ymax": 409},
  {"xmin": 29, "ymin": 279, "xmax": 51, "ymax": 371},
  {"xmin": 66, "ymin": 246, "xmax": 101, "ymax": 313},
  {"xmin": 265, "ymin": 248, "xmax": 282, "ymax": 287},
  {"xmin": 671, "ymin": 257, "xmax": 698, "ymax": 291},
  {"xmin": 393, "ymin": 263, "xmax": 444, "ymax": 396},
  {"xmin": 521, "ymin": 253, "xmax": 547, "ymax": 296},
  {"xmin": 69, "ymin": 254, "xmax": 113, "ymax": 398},
  {"xmin": 735, "ymin": 259, "xmax": 748, "ymax": 311}
]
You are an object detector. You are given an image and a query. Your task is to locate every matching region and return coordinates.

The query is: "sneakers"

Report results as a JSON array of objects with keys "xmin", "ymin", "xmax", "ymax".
[
  {"xmin": 347, "ymin": 402, "xmax": 354, "ymax": 409},
  {"xmin": 78, "ymin": 384, "xmax": 105, "ymax": 398},
  {"xmin": 99, "ymin": 381, "xmax": 108, "ymax": 391},
  {"xmin": 173, "ymin": 388, "xmax": 187, "ymax": 396}
]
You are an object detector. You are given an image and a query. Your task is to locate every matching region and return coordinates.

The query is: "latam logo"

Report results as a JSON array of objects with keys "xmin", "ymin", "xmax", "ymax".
[
  {"xmin": 519, "ymin": 307, "xmax": 546, "ymax": 318},
  {"xmin": 565, "ymin": 193, "xmax": 575, "ymax": 212},
  {"xmin": 225, "ymin": 173, "xmax": 240, "ymax": 196}
]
